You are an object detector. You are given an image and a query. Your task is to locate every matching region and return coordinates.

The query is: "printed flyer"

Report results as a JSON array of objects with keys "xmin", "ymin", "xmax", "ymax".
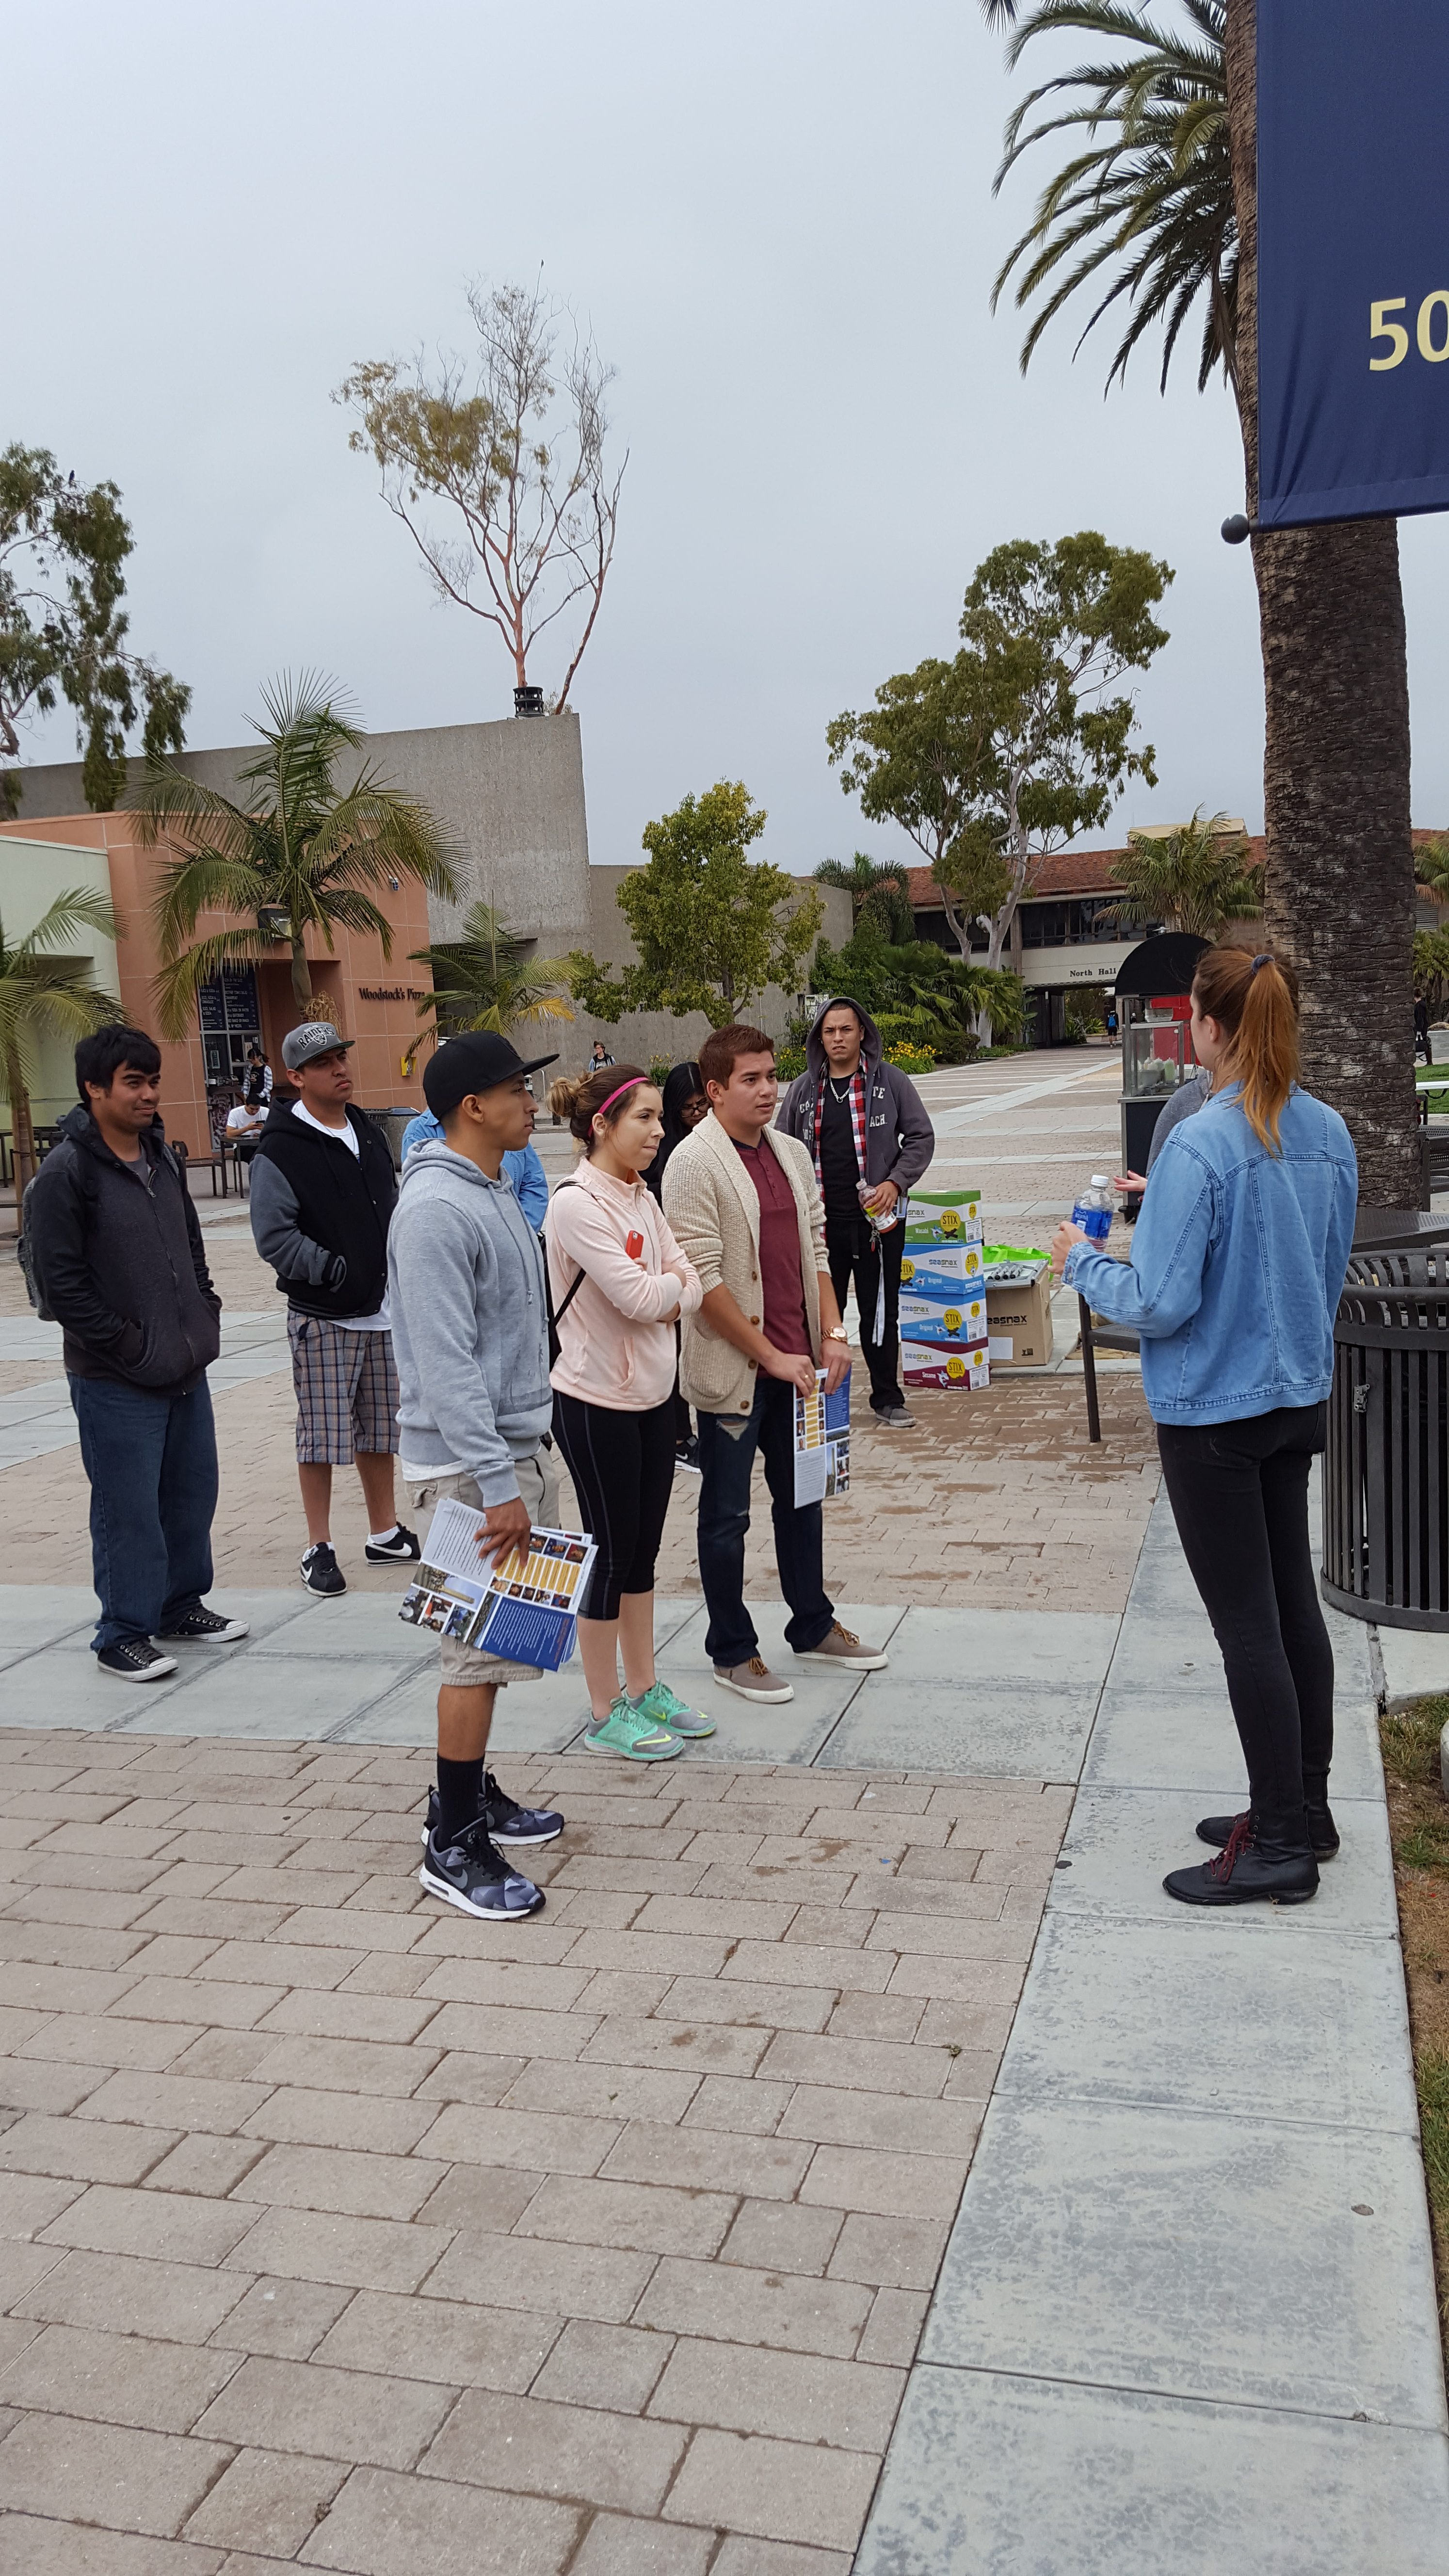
[
  {"xmin": 794, "ymin": 1366, "xmax": 851, "ymax": 1505},
  {"xmin": 400, "ymin": 1500, "xmax": 597, "ymax": 1670}
]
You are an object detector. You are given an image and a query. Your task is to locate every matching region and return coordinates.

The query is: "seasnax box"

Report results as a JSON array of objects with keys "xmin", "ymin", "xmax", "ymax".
[
  {"xmin": 903, "ymin": 1185, "xmax": 983, "ymax": 1248},
  {"xmin": 898, "ymin": 1244, "xmax": 983, "ymax": 1296},
  {"xmin": 902, "ymin": 1337, "xmax": 990, "ymax": 1389},
  {"xmin": 985, "ymin": 1270, "xmax": 1054, "ymax": 1368},
  {"xmin": 899, "ymin": 1290, "xmax": 987, "ymax": 1346}
]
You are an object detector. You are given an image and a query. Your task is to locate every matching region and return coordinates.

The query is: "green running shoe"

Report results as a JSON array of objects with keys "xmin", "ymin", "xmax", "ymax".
[
  {"xmin": 584, "ymin": 1695, "xmax": 685, "ymax": 1762},
  {"xmin": 632, "ymin": 1680, "xmax": 716, "ymax": 1740}
]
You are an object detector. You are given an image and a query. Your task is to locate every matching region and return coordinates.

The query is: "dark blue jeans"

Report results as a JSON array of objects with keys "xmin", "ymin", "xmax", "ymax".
[
  {"xmin": 69, "ymin": 1375, "xmax": 219, "ymax": 1652},
  {"xmin": 696, "ymin": 1373, "xmax": 834, "ymax": 1667}
]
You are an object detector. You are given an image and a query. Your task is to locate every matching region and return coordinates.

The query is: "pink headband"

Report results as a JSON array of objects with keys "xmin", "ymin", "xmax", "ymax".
[{"xmin": 593, "ymin": 1077, "xmax": 646, "ymax": 1122}]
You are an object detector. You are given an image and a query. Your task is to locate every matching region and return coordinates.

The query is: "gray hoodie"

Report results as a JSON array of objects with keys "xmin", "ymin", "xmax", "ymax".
[
  {"xmin": 775, "ymin": 994, "xmax": 934, "ymax": 1195},
  {"xmin": 386, "ymin": 1140, "xmax": 551, "ymax": 1505}
]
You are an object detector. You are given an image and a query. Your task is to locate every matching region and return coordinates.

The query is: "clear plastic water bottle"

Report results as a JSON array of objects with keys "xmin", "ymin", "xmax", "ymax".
[
  {"xmin": 858, "ymin": 1179, "xmax": 897, "ymax": 1232},
  {"xmin": 1070, "ymin": 1173, "xmax": 1114, "ymax": 1243}
]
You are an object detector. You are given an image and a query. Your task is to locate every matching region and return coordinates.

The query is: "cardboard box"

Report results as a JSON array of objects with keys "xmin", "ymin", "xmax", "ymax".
[
  {"xmin": 984, "ymin": 1271, "xmax": 1055, "ymax": 1369},
  {"xmin": 901, "ymin": 1337, "xmax": 989, "ymax": 1389},
  {"xmin": 900, "ymin": 1290, "xmax": 988, "ymax": 1346},
  {"xmin": 904, "ymin": 1185, "xmax": 983, "ymax": 1248}
]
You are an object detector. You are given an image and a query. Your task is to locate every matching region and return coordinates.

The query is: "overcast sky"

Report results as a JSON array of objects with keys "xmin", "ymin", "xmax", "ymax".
[{"xmin": 12, "ymin": 0, "xmax": 1449, "ymax": 878}]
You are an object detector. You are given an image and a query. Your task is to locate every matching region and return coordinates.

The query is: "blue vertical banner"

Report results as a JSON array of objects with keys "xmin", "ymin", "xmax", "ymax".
[{"xmin": 1257, "ymin": 0, "xmax": 1449, "ymax": 528}]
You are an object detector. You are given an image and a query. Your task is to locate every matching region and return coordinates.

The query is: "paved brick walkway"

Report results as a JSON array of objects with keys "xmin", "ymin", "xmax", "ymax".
[{"xmin": 0, "ymin": 1730, "xmax": 1065, "ymax": 2571}]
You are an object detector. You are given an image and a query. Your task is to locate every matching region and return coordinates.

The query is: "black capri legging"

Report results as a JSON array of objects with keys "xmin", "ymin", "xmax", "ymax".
[{"xmin": 552, "ymin": 1392, "xmax": 677, "ymax": 1620}]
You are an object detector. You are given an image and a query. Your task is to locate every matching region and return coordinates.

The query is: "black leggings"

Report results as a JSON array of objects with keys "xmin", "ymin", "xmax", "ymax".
[
  {"xmin": 1156, "ymin": 1403, "xmax": 1335, "ymax": 1832},
  {"xmin": 552, "ymin": 1391, "xmax": 676, "ymax": 1620}
]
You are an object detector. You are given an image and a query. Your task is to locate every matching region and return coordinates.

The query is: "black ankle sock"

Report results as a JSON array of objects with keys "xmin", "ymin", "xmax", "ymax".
[{"xmin": 437, "ymin": 1755, "xmax": 485, "ymax": 1847}]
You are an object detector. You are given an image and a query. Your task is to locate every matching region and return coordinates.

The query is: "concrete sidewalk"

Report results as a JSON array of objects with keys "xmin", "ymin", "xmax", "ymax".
[
  {"xmin": 857, "ymin": 1487, "xmax": 1449, "ymax": 2574},
  {"xmin": 0, "ymin": 1480, "xmax": 1444, "ymax": 2568}
]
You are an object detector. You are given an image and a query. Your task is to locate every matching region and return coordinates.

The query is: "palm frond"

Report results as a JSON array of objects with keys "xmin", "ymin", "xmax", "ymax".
[
  {"xmin": 7, "ymin": 886, "xmax": 117, "ymax": 962},
  {"xmin": 988, "ymin": 0, "xmax": 1234, "ymax": 399},
  {"xmin": 151, "ymin": 924, "xmax": 273, "ymax": 1043}
]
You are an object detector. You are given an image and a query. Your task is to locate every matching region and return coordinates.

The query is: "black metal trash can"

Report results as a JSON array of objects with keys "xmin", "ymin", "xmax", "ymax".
[{"xmin": 1323, "ymin": 1249, "xmax": 1449, "ymax": 1629}]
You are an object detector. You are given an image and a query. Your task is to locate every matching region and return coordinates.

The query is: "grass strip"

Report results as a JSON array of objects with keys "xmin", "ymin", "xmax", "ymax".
[{"xmin": 1381, "ymin": 1692, "xmax": 1449, "ymax": 2348}]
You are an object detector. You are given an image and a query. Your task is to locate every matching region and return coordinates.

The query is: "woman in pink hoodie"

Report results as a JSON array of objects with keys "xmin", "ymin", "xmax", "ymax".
[{"xmin": 545, "ymin": 1064, "xmax": 712, "ymax": 1761}]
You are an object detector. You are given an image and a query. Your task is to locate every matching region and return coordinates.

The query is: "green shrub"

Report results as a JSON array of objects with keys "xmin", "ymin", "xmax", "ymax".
[{"xmin": 775, "ymin": 1046, "xmax": 805, "ymax": 1081}]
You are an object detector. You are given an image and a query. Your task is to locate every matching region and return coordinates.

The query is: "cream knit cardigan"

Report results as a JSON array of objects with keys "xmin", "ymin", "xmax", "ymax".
[{"xmin": 662, "ymin": 1111, "xmax": 826, "ymax": 1417}]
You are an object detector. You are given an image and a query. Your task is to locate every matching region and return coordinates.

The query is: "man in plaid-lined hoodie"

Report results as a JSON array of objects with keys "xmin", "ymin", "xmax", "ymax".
[{"xmin": 776, "ymin": 996, "xmax": 934, "ymax": 1427}]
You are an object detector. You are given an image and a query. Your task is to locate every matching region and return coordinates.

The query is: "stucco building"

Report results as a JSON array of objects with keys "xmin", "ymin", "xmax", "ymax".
[{"xmin": 1, "ymin": 712, "xmax": 849, "ymax": 1153}]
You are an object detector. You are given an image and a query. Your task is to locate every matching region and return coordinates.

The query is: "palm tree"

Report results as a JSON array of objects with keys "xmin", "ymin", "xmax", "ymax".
[
  {"xmin": 981, "ymin": 0, "xmax": 1418, "ymax": 1204},
  {"xmin": 404, "ymin": 900, "xmax": 574, "ymax": 1073},
  {"xmin": 132, "ymin": 674, "xmax": 457, "ymax": 1041},
  {"xmin": 0, "ymin": 888, "xmax": 122, "ymax": 1202},
  {"xmin": 1415, "ymin": 838, "xmax": 1449, "ymax": 911},
  {"xmin": 814, "ymin": 854, "xmax": 916, "ymax": 944},
  {"xmin": 1104, "ymin": 808, "xmax": 1262, "ymax": 937}
]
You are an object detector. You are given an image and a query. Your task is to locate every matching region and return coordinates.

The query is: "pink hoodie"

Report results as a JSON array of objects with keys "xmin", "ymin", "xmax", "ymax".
[{"xmin": 545, "ymin": 1160, "xmax": 703, "ymax": 1411}]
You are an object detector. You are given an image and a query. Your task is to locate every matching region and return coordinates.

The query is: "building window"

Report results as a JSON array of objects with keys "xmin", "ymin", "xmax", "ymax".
[{"xmin": 197, "ymin": 968, "xmax": 261, "ymax": 1088}]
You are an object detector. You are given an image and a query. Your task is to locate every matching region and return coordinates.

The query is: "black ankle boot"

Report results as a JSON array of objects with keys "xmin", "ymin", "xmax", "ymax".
[
  {"xmin": 1165, "ymin": 1812, "xmax": 1319, "ymax": 1907},
  {"xmin": 1196, "ymin": 1801, "xmax": 1339, "ymax": 1861}
]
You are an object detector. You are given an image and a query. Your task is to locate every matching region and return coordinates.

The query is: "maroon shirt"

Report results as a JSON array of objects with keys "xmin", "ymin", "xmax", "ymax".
[{"xmin": 734, "ymin": 1140, "xmax": 810, "ymax": 1356}]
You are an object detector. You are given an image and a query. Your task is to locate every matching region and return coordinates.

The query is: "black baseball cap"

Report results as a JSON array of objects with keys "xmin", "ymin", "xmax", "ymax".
[{"xmin": 423, "ymin": 1032, "xmax": 559, "ymax": 1118}]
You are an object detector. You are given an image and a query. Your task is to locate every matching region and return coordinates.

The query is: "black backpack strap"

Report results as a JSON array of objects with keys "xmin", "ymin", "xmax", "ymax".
[{"xmin": 543, "ymin": 1178, "xmax": 586, "ymax": 1359}]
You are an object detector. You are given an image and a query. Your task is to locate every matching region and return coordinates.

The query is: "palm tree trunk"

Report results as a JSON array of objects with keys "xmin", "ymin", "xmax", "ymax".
[
  {"xmin": 5, "ymin": 1049, "xmax": 36, "ymax": 1212},
  {"xmin": 290, "ymin": 941, "xmax": 314, "ymax": 1013},
  {"xmin": 1228, "ymin": 0, "xmax": 1418, "ymax": 1207}
]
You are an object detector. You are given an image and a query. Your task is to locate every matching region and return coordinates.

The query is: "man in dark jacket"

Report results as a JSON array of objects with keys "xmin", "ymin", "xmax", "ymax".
[
  {"xmin": 249, "ymin": 1020, "xmax": 418, "ymax": 1595},
  {"xmin": 26, "ymin": 1025, "xmax": 247, "ymax": 1682},
  {"xmin": 776, "ymin": 995, "xmax": 934, "ymax": 1426}
]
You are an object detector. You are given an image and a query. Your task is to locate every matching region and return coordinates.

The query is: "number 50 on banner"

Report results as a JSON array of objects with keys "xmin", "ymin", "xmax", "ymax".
[{"xmin": 1370, "ymin": 296, "xmax": 1449, "ymax": 370}]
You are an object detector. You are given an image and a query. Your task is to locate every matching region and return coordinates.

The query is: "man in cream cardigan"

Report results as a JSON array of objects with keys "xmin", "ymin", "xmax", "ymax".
[{"xmin": 663, "ymin": 1023, "xmax": 889, "ymax": 1704}]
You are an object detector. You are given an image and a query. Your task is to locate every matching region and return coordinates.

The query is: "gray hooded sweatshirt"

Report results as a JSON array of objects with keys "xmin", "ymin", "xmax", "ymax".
[
  {"xmin": 386, "ymin": 1139, "xmax": 551, "ymax": 1506},
  {"xmin": 775, "ymin": 994, "xmax": 934, "ymax": 1197}
]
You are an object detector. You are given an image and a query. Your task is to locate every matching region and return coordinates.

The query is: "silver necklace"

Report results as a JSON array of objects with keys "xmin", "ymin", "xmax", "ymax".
[{"xmin": 827, "ymin": 1071, "xmax": 856, "ymax": 1102}]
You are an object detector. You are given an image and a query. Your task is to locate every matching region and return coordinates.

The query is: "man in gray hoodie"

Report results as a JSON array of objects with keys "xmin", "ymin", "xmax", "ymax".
[
  {"xmin": 776, "ymin": 995, "xmax": 934, "ymax": 1425},
  {"xmin": 387, "ymin": 1032, "xmax": 567, "ymax": 1924}
]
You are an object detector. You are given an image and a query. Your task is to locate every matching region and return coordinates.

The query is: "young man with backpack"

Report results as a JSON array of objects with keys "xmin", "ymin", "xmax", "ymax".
[
  {"xmin": 23, "ymin": 1025, "xmax": 248, "ymax": 1680},
  {"xmin": 249, "ymin": 1020, "xmax": 419, "ymax": 1595}
]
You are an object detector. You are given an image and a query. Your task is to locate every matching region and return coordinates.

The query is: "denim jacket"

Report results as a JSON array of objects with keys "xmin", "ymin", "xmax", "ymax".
[{"xmin": 1063, "ymin": 1082, "xmax": 1357, "ymax": 1426}]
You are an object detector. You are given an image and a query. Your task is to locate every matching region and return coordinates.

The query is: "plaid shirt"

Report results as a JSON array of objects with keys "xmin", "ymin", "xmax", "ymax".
[{"xmin": 812, "ymin": 1068, "xmax": 868, "ymax": 1192}]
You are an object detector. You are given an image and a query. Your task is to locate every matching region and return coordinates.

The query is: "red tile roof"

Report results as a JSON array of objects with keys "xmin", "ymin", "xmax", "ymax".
[{"xmin": 906, "ymin": 829, "xmax": 1446, "ymax": 910}]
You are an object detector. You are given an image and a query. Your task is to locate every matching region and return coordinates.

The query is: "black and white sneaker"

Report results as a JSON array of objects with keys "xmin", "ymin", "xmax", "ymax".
[
  {"xmin": 97, "ymin": 1640, "xmax": 178, "ymax": 1683},
  {"xmin": 156, "ymin": 1607, "xmax": 251, "ymax": 1643},
  {"xmin": 421, "ymin": 1773, "xmax": 565, "ymax": 1852},
  {"xmin": 301, "ymin": 1543, "xmax": 346, "ymax": 1596},
  {"xmin": 365, "ymin": 1525, "xmax": 421, "ymax": 1563},
  {"xmin": 675, "ymin": 1437, "xmax": 702, "ymax": 1474},
  {"xmin": 419, "ymin": 1820, "xmax": 546, "ymax": 1920}
]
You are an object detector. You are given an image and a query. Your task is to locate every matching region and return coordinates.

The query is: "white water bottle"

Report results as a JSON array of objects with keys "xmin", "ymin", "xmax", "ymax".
[{"xmin": 1070, "ymin": 1174, "xmax": 1114, "ymax": 1243}]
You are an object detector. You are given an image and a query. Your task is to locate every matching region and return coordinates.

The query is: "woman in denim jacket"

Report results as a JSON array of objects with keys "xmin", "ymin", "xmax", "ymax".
[{"xmin": 1053, "ymin": 946, "xmax": 1358, "ymax": 1908}]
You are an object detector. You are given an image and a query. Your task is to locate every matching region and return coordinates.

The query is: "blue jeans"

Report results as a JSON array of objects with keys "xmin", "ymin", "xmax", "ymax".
[
  {"xmin": 696, "ymin": 1374, "xmax": 834, "ymax": 1668},
  {"xmin": 69, "ymin": 1375, "xmax": 219, "ymax": 1653}
]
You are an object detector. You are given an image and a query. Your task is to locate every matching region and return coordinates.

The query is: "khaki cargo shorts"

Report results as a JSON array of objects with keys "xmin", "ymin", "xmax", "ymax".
[{"xmin": 404, "ymin": 1449, "xmax": 560, "ymax": 1688}]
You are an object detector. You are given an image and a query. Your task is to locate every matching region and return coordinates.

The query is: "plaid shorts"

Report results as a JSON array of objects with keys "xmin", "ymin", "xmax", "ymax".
[{"xmin": 287, "ymin": 1315, "xmax": 401, "ymax": 1465}]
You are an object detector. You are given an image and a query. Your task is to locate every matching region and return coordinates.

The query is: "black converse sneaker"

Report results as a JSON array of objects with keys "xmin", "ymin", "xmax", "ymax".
[
  {"xmin": 419, "ymin": 1819, "xmax": 546, "ymax": 1920},
  {"xmin": 365, "ymin": 1525, "xmax": 422, "ymax": 1563},
  {"xmin": 156, "ymin": 1607, "xmax": 251, "ymax": 1644},
  {"xmin": 97, "ymin": 1641, "xmax": 178, "ymax": 1683},
  {"xmin": 420, "ymin": 1774, "xmax": 565, "ymax": 1851},
  {"xmin": 300, "ymin": 1543, "xmax": 347, "ymax": 1596}
]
